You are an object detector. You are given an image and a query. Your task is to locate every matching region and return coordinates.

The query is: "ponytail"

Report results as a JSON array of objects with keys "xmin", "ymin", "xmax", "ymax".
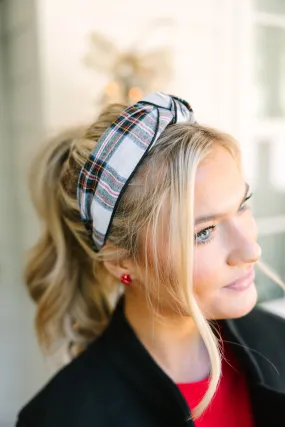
[{"xmin": 25, "ymin": 124, "xmax": 120, "ymax": 358}]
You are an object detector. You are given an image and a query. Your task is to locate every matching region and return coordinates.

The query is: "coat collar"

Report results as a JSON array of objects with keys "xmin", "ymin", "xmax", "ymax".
[
  {"xmin": 103, "ymin": 297, "xmax": 285, "ymax": 399},
  {"xmin": 102, "ymin": 297, "xmax": 191, "ymax": 425},
  {"xmin": 220, "ymin": 306, "xmax": 285, "ymax": 393}
]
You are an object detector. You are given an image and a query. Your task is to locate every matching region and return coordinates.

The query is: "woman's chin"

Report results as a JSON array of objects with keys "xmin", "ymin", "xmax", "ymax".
[
  {"xmin": 224, "ymin": 281, "xmax": 258, "ymax": 319},
  {"xmin": 209, "ymin": 282, "xmax": 258, "ymax": 320}
]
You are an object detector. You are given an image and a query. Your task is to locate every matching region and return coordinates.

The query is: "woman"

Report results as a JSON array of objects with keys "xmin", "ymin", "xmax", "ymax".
[{"xmin": 16, "ymin": 93, "xmax": 285, "ymax": 427}]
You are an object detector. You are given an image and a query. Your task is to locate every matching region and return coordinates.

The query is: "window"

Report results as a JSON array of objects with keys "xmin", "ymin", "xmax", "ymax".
[{"xmin": 252, "ymin": 0, "xmax": 285, "ymax": 301}]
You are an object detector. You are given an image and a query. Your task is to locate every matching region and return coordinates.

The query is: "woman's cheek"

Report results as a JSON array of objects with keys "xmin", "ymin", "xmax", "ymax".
[{"xmin": 193, "ymin": 244, "xmax": 221, "ymax": 294}]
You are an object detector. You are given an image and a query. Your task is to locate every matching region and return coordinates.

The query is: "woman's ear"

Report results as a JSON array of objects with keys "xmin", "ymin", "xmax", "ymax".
[
  {"xmin": 103, "ymin": 258, "xmax": 137, "ymax": 281},
  {"xmin": 102, "ymin": 245, "xmax": 137, "ymax": 281}
]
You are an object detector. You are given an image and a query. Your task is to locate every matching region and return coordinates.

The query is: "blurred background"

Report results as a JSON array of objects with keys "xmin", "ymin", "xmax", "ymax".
[{"xmin": 0, "ymin": 0, "xmax": 285, "ymax": 425}]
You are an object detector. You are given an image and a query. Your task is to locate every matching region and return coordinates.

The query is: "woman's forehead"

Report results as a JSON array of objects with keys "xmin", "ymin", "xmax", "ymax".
[{"xmin": 194, "ymin": 146, "xmax": 245, "ymax": 219}]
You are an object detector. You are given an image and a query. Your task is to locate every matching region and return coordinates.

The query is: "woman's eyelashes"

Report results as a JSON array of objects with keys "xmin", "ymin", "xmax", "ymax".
[
  {"xmin": 238, "ymin": 193, "xmax": 253, "ymax": 212},
  {"xmin": 195, "ymin": 225, "xmax": 216, "ymax": 244}
]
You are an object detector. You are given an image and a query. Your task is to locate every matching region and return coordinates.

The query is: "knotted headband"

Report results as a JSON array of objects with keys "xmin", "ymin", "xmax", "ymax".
[{"xmin": 77, "ymin": 92, "xmax": 196, "ymax": 251}]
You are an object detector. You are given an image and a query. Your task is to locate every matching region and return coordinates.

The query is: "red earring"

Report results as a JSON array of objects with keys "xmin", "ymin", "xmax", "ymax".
[{"xmin": 120, "ymin": 274, "xmax": 132, "ymax": 285}]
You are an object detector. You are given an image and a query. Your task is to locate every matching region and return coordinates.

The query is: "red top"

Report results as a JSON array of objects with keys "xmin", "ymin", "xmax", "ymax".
[{"xmin": 177, "ymin": 344, "xmax": 254, "ymax": 427}]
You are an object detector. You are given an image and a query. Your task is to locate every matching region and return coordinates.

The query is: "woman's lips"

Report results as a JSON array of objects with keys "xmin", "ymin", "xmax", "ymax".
[{"xmin": 224, "ymin": 267, "xmax": 255, "ymax": 291}]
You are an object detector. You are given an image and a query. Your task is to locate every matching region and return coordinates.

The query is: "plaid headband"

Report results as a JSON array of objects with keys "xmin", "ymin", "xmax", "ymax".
[{"xmin": 78, "ymin": 92, "xmax": 196, "ymax": 251}]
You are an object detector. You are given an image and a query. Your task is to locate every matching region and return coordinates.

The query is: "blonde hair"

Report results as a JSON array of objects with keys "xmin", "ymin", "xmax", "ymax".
[{"xmin": 25, "ymin": 105, "xmax": 242, "ymax": 418}]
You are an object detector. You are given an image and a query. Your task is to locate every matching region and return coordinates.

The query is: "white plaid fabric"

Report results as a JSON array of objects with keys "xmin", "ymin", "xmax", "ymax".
[{"xmin": 77, "ymin": 92, "xmax": 196, "ymax": 251}]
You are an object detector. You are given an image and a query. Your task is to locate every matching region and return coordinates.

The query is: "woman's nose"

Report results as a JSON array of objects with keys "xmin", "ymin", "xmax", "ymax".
[
  {"xmin": 226, "ymin": 220, "xmax": 262, "ymax": 267},
  {"xmin": 227, "ymin": 239, "xmax": 262, "ymax": 267}
]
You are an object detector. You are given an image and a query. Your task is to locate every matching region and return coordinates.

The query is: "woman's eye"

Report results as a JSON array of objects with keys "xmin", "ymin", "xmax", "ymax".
[
  {"xmin": 195, "ymin": 225, "xmax": 216, "ymax": 244},
  {"xmin": 238, "ymin": 193, "xmax": 253, "ymax": 212}
]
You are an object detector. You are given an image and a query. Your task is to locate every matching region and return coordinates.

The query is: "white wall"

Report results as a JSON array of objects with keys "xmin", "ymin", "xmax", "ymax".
[
  {"xmin": 37, "ymin": 0, "xmax": 272, "ymax": 188},
  {"xmin": 37, "ymin": 0, "xmax": 269, "ymax": 187},
  {"xmin": 36, "ymin": 0, "xmax": 242, "ymax": 134},
  {"xmin": 0, "ymin": 1, "xmax": 49, "ymax": 426}
]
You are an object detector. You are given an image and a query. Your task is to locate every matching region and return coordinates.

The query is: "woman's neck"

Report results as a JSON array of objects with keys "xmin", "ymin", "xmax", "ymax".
[{"xmin": 124, "ymin": 290, "xmax": 210, "ymax": 384}]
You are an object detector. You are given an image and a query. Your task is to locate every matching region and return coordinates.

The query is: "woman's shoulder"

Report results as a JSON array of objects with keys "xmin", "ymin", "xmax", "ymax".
[
  {"xmin": 227, "ymin": 305, "xmax": 285, "ymax": 392},
  {"xmin": 16, "ymin": 334, "xmax": 120, "ymax": 427},
  {"xmin": 229, "ymin": 304, "xmax": 285, "ymax": 348}
]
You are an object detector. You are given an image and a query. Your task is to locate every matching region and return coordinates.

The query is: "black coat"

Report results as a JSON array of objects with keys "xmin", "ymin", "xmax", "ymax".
[{"xmin": 16, "ymin": 298, "xmax": 285, "ymax": 427}]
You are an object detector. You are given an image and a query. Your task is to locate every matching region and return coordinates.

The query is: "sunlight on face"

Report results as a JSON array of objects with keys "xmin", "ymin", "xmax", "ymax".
[
  {"xmin": 193, "ymin": 146, "xmax": 261, "ymax": 320},
  {"xmin": 121, "ymin": 145, "xmax": 262, "ymax": 321}
]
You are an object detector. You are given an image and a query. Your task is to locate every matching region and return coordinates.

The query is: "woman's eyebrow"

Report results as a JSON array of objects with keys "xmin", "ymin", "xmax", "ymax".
[{"xmin": 194, "ymin": 183, "xmax": 250, "ymax": 226}]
